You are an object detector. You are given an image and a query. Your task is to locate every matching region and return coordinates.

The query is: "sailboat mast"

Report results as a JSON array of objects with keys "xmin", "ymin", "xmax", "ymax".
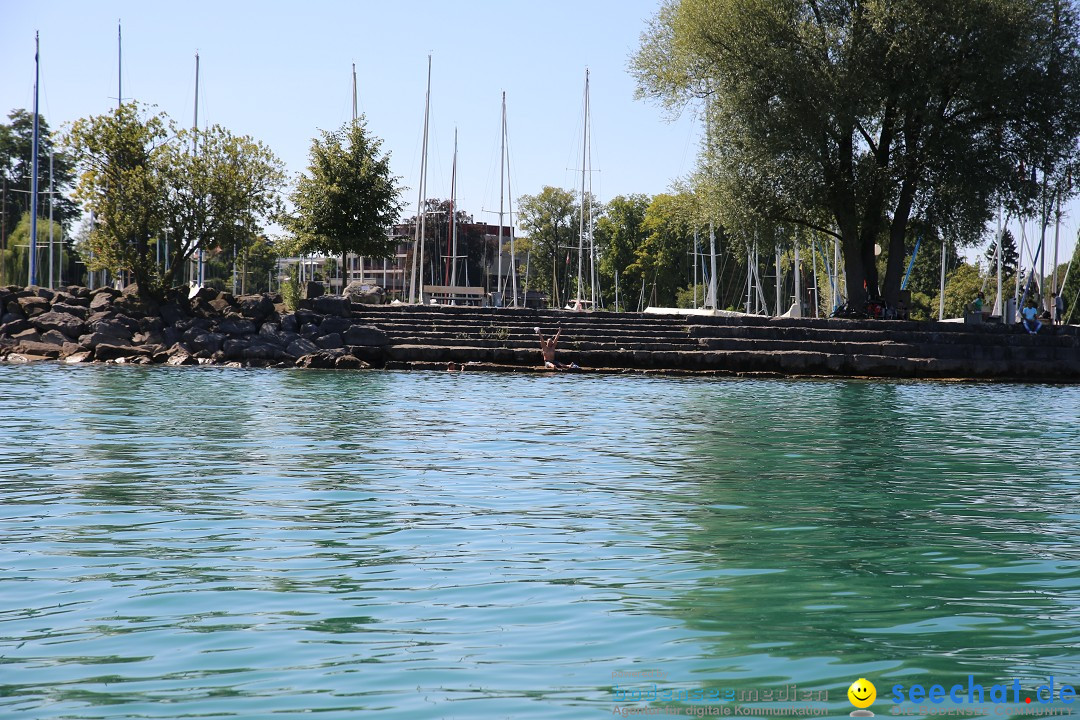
[
  {"xmin": 352, "ymin": 63, "xmax": 358, "ymax": 123},
  {"xmin": 505, "ymin": 94, "xmax": 518, "ymax": 307},
  {"xmin": 117, "ymin": 21, "xmax": 122, "ymax": 110},
  {"xmin": 29, "ymin": 32, "xmax": 40, "ymax": 287},
  {"xmin": 577, "ymin": 69, "xmax": 589, "ymax": 304},
  {"xmin": 498, "ymin": 92, "xmax": 505, "ymax": 300},
  {"xmin": 448, "ymin": 128, "xmax": 458, "ymax": 287},
  {"xmin": 409, "ymin": 55, "xmax": 431, "ymax": 303},
  {"xmin": 194, "ymin": 52, "xmax": 203, "ymax": 287}
]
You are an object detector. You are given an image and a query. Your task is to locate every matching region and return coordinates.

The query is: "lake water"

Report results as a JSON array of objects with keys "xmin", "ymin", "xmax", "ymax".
[{"xmin": 1, "ymin": 365, "xmax": 1079, "ymax": 719}]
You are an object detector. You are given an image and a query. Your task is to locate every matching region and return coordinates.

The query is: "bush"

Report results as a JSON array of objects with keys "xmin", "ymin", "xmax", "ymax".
[{"xmin": 281, "ymin": 265, "xmax": 300, "ymax": 311}]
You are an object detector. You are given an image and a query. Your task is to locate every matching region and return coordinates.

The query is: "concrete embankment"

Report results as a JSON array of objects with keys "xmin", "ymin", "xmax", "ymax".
[{"xmin": 0, "ymin": 284, "xmax": 1077, "ymax": 381}]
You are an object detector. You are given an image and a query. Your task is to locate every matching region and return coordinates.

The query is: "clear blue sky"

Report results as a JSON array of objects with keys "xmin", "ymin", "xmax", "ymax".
[
  {"xmin": 3, "ymin": 0, "xmax": 700, "ymax": 230},
  {"xmin": 4, "ymin": 0, "xmax": 1076, "ymax": 277}
]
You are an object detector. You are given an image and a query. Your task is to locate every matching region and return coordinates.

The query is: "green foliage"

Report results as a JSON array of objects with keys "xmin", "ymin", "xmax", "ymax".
[
  {"xmin": 63, "ymin": 102, "xmax": 285, "ymax": 296},
  {"xmin": 516, "ymin": 186, "xmax": 579, "ymax": 305},
  {"xmin": 0, "ymin": 109, "xmax": 79, "ymax": 243},
  {"xmin": 595, "ymin": 194, "xmax": 651, "ymax": 295},
  {"xmin": 281, "ymin": 264, "xmax": 300, "ymax": 311},
  {"xmin": 633, "ymin": 0, "xmax": 1080, "ymax": 309},
  {"xmin": 284, "ymin": 119, "xmax": 403, "ymax": 265},
  {"xmin": 1063, "ymin": 242, "xmax": 1080, "ymax": 324},
  {"xmin": 3, "ymin": 211, "xmax": 62, "ymax": 286},
  {"xmin": 675, "ymin": 283, "xmax": 708, "ymax": 309},
  {"xmin": 941, "ymin": 263, "xmax": 985, "ymax": 320},
  {"xmin": 633, "ymin": 193, "xmax": 699, "ymax": 306},
  {"xmin": 985, "ymin": 228, "xmax": 1019, "ymax": 278}
]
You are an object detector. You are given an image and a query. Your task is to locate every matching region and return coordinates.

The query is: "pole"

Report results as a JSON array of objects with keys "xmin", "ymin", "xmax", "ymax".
[
  {"xmin": 48, "ymin": 151, "xmax": 54, "ymax": 290},
  {"xmin": 775, "ymin": 244, "xmax": 781, "ymax": 316},
  {"xmin": 576, "ymin": 69, "xmax": 588, "ymax": 304},
  {"xmin": 938, "ymin": 239, "xmax": 947, "ymax": 320},
  {"xmin": 995, "ymin": 208, "xmax": 1003, "ymax": 316},
  {"xmin": 449, "ymin": 127, "xmax": 458, "ymax": 287},
  {"xmin": 410, "ymin": 56, "xmax": 431, "ymax": 303},
  {"xmin": 506, "ymin": 96, "xmax": 518, "ymax": 307},
  {"xmin": 793, "ymin": 239, "xmax": 801, "ymax": 318},
  {"xmin": 194, "ymin": 52, "xmax": 203, "ymax": 287},
  {"xmin": 615, "ymin": 269, "xmax": 620, "ymax": 312},
  {"xmin": 1053, "ymin": 194, "xmax": 1061, "ymax": 295},
  {"xmin": 352, "ymin": 63, "xmax": 358, "ymax": 123},
  {"xmin": 693, "ymin": 229, "xmax": 699, "ymax": 309},
  {"xmin": 29, "ymin": 33, "xmax": 40, "ymax": 287},
  {"xmin": 497, "ymin": 93, "xmax": 505, "ymax": 300}
]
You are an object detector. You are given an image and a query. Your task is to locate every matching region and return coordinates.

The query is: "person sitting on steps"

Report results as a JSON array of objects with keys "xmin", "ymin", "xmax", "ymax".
[
  {"xmin": 536, "ymin": 326, "xmax": 580, "ymax": 370},
  {"xmin": 1021, "ymin": 301, "xmax": 1043, "ymax": 334}
]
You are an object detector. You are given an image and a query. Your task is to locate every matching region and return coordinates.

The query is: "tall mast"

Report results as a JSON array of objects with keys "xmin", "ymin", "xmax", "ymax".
[
  {"xmin": 409, "ymin": 55, "xmax": 431, "ymax": 303},
  {"xmin": 704, "ymin": 92, "xmax": 718, "ymax": 310},
  {"xmin": 498, "ymin": 92, "xmax": 505, "ymax": 301},
  {"xmin": 505, "ymin": 95, "xmax": 518, "ymax": 307},
  {"xmin": 352, "ymin": 63, "xmax": 358, "ymax": 123},
  {"xmin": 194, "ymin": 52, "xmax": 203, "ymax": 287},
  {"xmin": 29, "ymin": 32, "xmax": 40, "ymax": 287},
  {"xmin": 49, "ymin": 151, "xmax": 54, "ymax": 290},
  {"xmin": 576, "ymin": 68, "xmax": 589, "ymax": 304},
  {"xmin": 995, "ymin": 207, "xmax": 1003, "ymax": 316},
  {"xmin": 117, "ymin": 21, "xmax": 122, "ymax": 110},
  {"xmin": 448, "ymin": 127, "xmax": 458, "ymax": 286}
]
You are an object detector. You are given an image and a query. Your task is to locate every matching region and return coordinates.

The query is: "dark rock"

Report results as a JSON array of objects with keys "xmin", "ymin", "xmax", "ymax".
[
  {"xmin": 286, "ymin": 338, "xmax": 320, "ymax": 358},
  {"xmin": 95, "ymin": 343, "xmax": 149, "ymax": 362},
  {"xmin": 344, "ymin": 325, "xmax": 388, "ymax": 346},
  {"xmin": 139, "ymin": 316, "xmax": 165, "ymax": 333},
  {"xmin": 335, "ymin": 354, "xmax": 369, "ymax": 369},
  {"xmin": 300, "ymin": 322, "xmax": 321, "ymax": 339},
  {"xmin": 301, "ymin": 281, "xmax": 324, "ymax": 300},
  {"xmin": 2, "ymin": 309, "xmax": 26, "ymax": 324},
  {"xmin": 222, "ymin": 338, "xmax": 249, "ymax": 360},
  {"xmin": 0, "ymin": 318, "xmax": 29, "ymax": 336},
  {"xmin": 15, "ymin": 340, "xmax": 61, "ymax": 358},
  {"xmin": 295, "ymin": 351, "xmax": 336, "ymax": 369},
  {"xmin": 39, "ymin": 330, "xmax": 69, "ymax": 345},
  {"xmin": 209, "ymin": 297, "xmax": 232, "ymax": 314},
  {"xmin": 87, "ymin": 319, "xmax": 134, "ymax": 342},
  {"xmin": 243, "ymin": 341, "xmax": 289, "ymax": 361},
  {"xmin": 89, "ymin": 292, "xmax": 115, "ymax": 312},
  {"xmin": 12, "ymin": 328, "xmax": 41, "ymax": 342},
  {"xmin": 52, "ymin": 302, "xmax": 89, "ymax": 319},
  {"xmin": 217, "ymin": 316, "xmax": 256, "ymax": 336},
  {"xmin": 32, "ymin": 311, "xmax": 86, "ymax": 339},
  {"xmin": 189, "ymin": 286, "xmax": 219, "ymax": 303},
  {"xmin": 113, "ymin": 292, "xmax": 158, "ymax": 317},
  {"xmin": 160, "ymin": 302, "xmax": 188, "ymax": 326},
  {"xmin": 189, "ymin": 332, "xmax": 225, "ymax": 356},
  {"xmin": 316, "ymin": 333, "xmax": 343, "ymax": 350},
  {"xmin": 67, "ymin": 286, "xmax": 91, "ymax": 299},
  {"xmin": 28, "ymin": 285, "xmax": 55, "ymax": 301},
  {"xmin": 78, "ymin": 331, "xmax": 131, "ymax": 349},
  {"xmin": 312, "ymin": 295, "xmax": 350, "ymax": 317},
  {"xmin": 162, "ymin": 326, "xmax": 182, "ymax": 347},
  {"xmin": 60, "ymin": 342, "xmax": 81, "ymax": 357},
  {"xmin": 280, "ymin": 314, "xmax": 299, "ymax": 333},
  {"xmin": 133, "ymin": 331, "xmax": 165, "ymax": 346},
  {"xmin": 238, "ymin": 295, "xmax": 275, "ymax": 322},
  {"xmin": 318, "ymin": 316, "xmax": 350, "ymax": 336},
  {"xmin": 294, "ymin": 310, "xmax": 318, "ymax": 327},
  {"xmin": 17, "ymin": 296, "xmax": 50, "ymax": 317}
]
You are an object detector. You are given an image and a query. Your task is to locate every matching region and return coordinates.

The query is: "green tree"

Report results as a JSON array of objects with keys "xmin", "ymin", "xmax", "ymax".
[
  {"xmin": 633, "ymin": 0, "xmax": 1080, "ymax": 311},
  {"xmin": 632, "ymin": 193, "xmax": 698, "ymax": 307},
  {"xmin": 985, "ymin": 228, "xmax": 1019, "ymax": 278},
  {"xmin": 517, "ymin": 186, "xmax": 578, "ymax": 306},
  {"xmin": 941, "ymin": 262, "xmax": 985, "ymax": 319},
  {"xmin": 2, "ymin": 212, "xmax": 63, "ymax": 287},
  {"xmin": 594, "ymin": 194, "xmax": 651, "ymax": 299},
  {"xmin": 1062, "ymin": 241, "xmax": 1080, "ymax": 323},
  {"xmin": 284, "ymin": 118, "xmax": 403, "ymax": 289},
  {"xmin": 64, "ymin": 102, "xmax": 285, "ymax": 296}
]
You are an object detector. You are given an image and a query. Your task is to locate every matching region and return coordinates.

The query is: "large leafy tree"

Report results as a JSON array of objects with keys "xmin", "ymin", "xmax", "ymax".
[
  {"xmin": 284, "ymin": 119, "xmax": 403, "ymax": 286},
  {"xmin": 517, "ymin": 186, "xmax": 579, "ymax": 306},
  {"xmin": 633, "ymin": 0, "xmax": 1080, "ymax": 309},
  {"xmin": 595, "ymin": 194, "xmax": 651, "ymax": 297},
  {"xmin": 0, "ymin": 110, "xmax": 78, "ymax": 283},
  {"xmin": 64, "ymin": 102, "xmax": 285, "ymax": 296}
]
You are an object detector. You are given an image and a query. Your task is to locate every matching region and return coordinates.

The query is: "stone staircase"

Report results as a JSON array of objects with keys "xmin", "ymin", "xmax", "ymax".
[{"xmin": 347, "ymin": 305, "xmax": 1080, "ymax": 381}]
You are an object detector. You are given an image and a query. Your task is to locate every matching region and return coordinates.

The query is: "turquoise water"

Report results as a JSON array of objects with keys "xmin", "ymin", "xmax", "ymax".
[{"xmin": 1, "ymin": 365, "xmax": 1079, "ymax": 719}]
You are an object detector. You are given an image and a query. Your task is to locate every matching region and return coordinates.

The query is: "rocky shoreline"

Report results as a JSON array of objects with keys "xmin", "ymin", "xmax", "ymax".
[
  {"xmin": 1, "ymin": 284, "xmax": 1078, "ymax": 381},
  {"xmin": 0, "ymin": 284, "xmax": 382, "ymax": 369}
]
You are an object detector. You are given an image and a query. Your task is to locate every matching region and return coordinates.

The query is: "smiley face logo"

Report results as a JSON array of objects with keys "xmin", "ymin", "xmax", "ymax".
[{"xmin": 848, "ymin": 678, "xmax": 876, "ymax": 715}]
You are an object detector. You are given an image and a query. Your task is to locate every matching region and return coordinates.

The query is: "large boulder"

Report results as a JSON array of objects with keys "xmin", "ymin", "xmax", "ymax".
[
  {"xmin": 317, "ymin": 316, "xmax": 351, "ymax": 336},
  {"xmin": 52, "ymin": 302, "xmax": 89, "ymax": 319},
  {"xmin": 32, "ymin": 311, "xmax": 86, "ymax": 339},
  {"xmin": 189, "ymin": 332, "xmax": 225, "ymax": 356},
  {"xmin": 15, "ymin": 340, "xmax": 61, "ymax": 358},
  {"xmin": 312, "ymin": 295, "xmax": 350, "ymax": 317},
  {"xmin": 88, "ymin": 291, "xmax": 116, "ymax": 312},
  {"xmin": 316, "ymin": 333, "xmax": 343, "ymax": 350},
  {"xmin": 217, "ymin": 316, "xmax": 256, "ymax": 336},
  {"xmin": 343, "ymin": 281, "xmax": 384, "ymax": 305},
  {"xmin": 17, "ymin": 296, "xmax": 50, "ymax": 317},
  {"xmin": 301, "ymin": 281, "xmax": 324, "ymax": 300},
  {"xmin": 294, "ymin": 351, "xmax": 337, "ymax": 369},
  {"xmin": 335, "ymin": 354, "xmax": 369, "ymax": 369},
  {"xmin": 344, "ymin": 325, "xmax": 388, "ymax": 346},
  {"xmin": 238, "ymin": 295, "xmax": 275, "ymax": 322},
  {"xmin": 286, "ymin": 337, "xmax": 320, "ymax": 358}
]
